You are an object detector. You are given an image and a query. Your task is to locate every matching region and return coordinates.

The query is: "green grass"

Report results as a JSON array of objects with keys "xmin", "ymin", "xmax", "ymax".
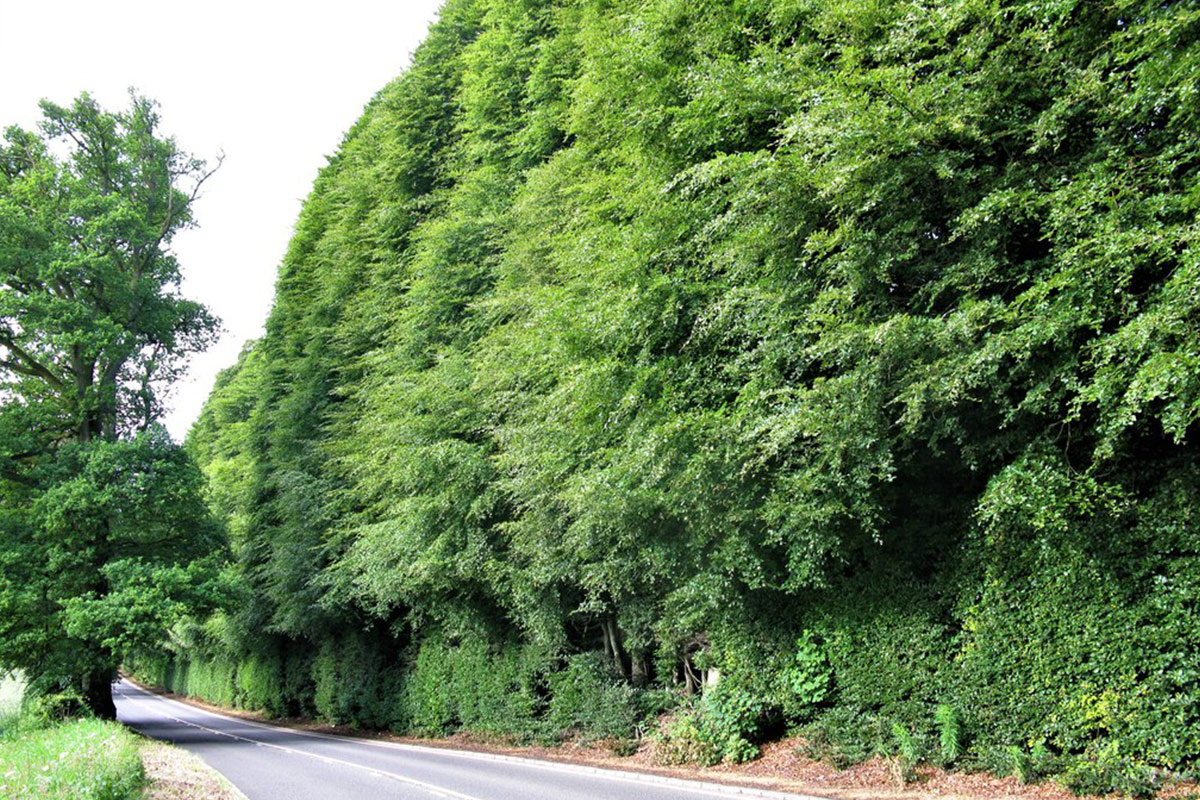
[
  {"xmin": 0, "ymin": 718, "xmax": 145, "ymax": 799},
  {"xmin": 0, "ymin": 681, "xmax": 146, "ymax": 800}
]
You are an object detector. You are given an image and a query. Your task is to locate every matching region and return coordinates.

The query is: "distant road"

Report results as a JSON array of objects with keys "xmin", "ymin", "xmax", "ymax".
[{"xmin": 115, "ymin": 680, "xmax": 818, "ymax": 800}]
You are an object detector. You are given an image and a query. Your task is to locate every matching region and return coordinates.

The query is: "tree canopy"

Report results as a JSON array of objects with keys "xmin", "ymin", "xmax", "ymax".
[
  {"xmin": 149, "ymin": 0, "xmax": 1200, "ymax": 783},
  {"xmin": 0, "ymin": 93, "xmax": 222, "ymax": 717}
]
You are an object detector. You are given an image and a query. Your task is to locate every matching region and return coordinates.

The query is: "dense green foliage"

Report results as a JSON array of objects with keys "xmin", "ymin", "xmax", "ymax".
[
  {"xmin": 164, "ymin": 0, "xmax": 1200, "ymax": 790},
  {"xmin": 0, "ymin": 94, "xmax": 222, "ymax": 717}
]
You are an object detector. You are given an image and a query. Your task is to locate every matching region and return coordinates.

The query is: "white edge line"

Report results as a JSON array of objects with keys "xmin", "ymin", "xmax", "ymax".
[
  {"xmin": 139, "ymin": 726, "xmax": 254, "ymax": 800},
  {"xmin": 118, "ymin": 680, "xmax": 828, "ymax": 800},
  {"xmin": 118, "ymin": 683, "xmax": 481, "ymax": 800}
]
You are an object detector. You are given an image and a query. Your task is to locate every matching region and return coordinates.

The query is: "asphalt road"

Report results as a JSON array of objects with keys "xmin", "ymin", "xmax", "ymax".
[{"xmin": 115, "ymin": 680, "xmax": 816, "ymax": 800}]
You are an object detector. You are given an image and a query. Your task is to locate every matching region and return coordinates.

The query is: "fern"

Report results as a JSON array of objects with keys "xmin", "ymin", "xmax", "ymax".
[
  {"xmin": 1008, "ymin": 745, "xmax": 1035, "ymax": 784},
  {"xmin": 891, "ymin": 722, "xmax": 921, "ymax": 784},
  {"xmin": 934, "ymin": 704, "xmax": 963, "ymax": 764}
]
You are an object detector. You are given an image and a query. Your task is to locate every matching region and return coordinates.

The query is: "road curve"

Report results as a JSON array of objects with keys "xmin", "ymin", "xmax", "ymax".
[{"xmin": 115, "ymin": 680, "xmax": 819, "ymax": 800}]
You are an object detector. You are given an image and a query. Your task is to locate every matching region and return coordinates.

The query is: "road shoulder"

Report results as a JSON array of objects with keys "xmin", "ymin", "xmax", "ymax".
[{"xmin": 140, "ymin": 739, "xmax": 249, "ymax": 800}]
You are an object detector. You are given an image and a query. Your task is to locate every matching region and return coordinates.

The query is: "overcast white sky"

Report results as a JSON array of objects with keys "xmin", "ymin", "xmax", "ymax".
[{"xmin": 0, "ymin": 0, "xmax": 444, "ymax": 439}]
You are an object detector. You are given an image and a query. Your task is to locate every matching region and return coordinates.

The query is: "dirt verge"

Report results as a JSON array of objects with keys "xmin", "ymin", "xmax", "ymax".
[{"xmin": 139, "ymin": 739, "xmax": 247, "ymax": 800}]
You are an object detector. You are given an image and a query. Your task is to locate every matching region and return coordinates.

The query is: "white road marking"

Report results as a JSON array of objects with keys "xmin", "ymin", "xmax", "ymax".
[
  {"xmin": 116, "ymin": 680, "xmax": 823, "ymax": 800},
  {"xmin": 116, "ymin": 684, "xmax": 482, "ymax": 800}
]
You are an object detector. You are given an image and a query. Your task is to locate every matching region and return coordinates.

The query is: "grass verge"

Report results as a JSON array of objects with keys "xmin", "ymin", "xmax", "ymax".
[
  {"xmin": 1, "ymin": 676, "xmax": 240, "ymax": 800},
  {"xmin": 0, "ymin": 717, "xmax": 145, "ymax": 799}
]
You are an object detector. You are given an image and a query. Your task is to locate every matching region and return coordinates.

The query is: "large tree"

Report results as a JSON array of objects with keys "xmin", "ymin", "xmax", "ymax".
[{"xmin": 0, "ymin": 93, "xmax": 222, "ymax": 717}]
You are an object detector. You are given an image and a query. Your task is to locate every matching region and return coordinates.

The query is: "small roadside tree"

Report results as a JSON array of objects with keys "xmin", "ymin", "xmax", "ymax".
[{"xmin": 0, "ymin": 92, "xmax": 223, "ymax": 717}]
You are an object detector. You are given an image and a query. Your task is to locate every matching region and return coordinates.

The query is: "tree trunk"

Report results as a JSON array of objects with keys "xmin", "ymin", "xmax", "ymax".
[
  {"xmin": 601, "ymin": 614, "xmax": 630, "ymax": 680},
  {"xmin": 71, "ymin": 346, "xmax": 93, "ymax": 442},
  {"xmin": 82, "ymin": 668, "xmax": 117, "ymax": 720},
  {"xmin": 631, "ymin": 650, "xmax": 649, "ymax": 687},
  {"xmin": 683, "ymin": 657, "xmax": 698, "ymax": 694}
]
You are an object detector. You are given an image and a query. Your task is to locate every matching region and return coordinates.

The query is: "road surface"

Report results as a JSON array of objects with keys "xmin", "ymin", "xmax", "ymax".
[{"xmin": 115, "ymin": 680, "xmax": 816, "ymax": 800}]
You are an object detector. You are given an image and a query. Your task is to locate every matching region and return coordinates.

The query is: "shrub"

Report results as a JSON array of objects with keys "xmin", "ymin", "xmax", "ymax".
[
  {"xmin": 1060, "ymin": 756, "xmax": 1160, "ymax": 799},
  {"xmin": 654, "ymin": 682, "xmax": 770, "ymax": 766},
  {"xmin": 185, "ymin": 657, "xmax": 238, "ymax": 707},
  {"xmin": 20, "ymin": 690, "xmax": 91, "ymax": 728},
  {"xmin": 449, "ymin": 640, "xmax": 544, "ymax": 738},
  {"xmin": 778, "ymin": 633, "xmax": 831, "ymax": 722},
  {"xmin": 547, "ymin": 652, "xmax": 641, "ymax": 744},
  {"xmin": 237, "ymin": 650, "xmax": 285, "ymax": 716},
  {"xmin": 815, "ymin": 594, "xmax": 950, "ymax": 732},
  {"xmin": 280, "ymin": 647, "xmax": 317, "ymax": 717},
  {"xmin": 399, "ymin": 638, "xmax": 548, "ymax": 739},
  {"xmin": 656, "ymin": 703, "xmax": 722, "ymax": 767},
  {"xmin": 800, "ymin": 706, "xmax": 891, "ymax": 768},
  {"xmin": 401, "ymin": 641, "xmax": 460, "ymax": 735},
  {"xmin": 311, "ymin": 631, "xmax": 401, "ymax": 728},
  {"xmin": 954, "ymin": 466, "xmax": 1200, "ymax": 769}
]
